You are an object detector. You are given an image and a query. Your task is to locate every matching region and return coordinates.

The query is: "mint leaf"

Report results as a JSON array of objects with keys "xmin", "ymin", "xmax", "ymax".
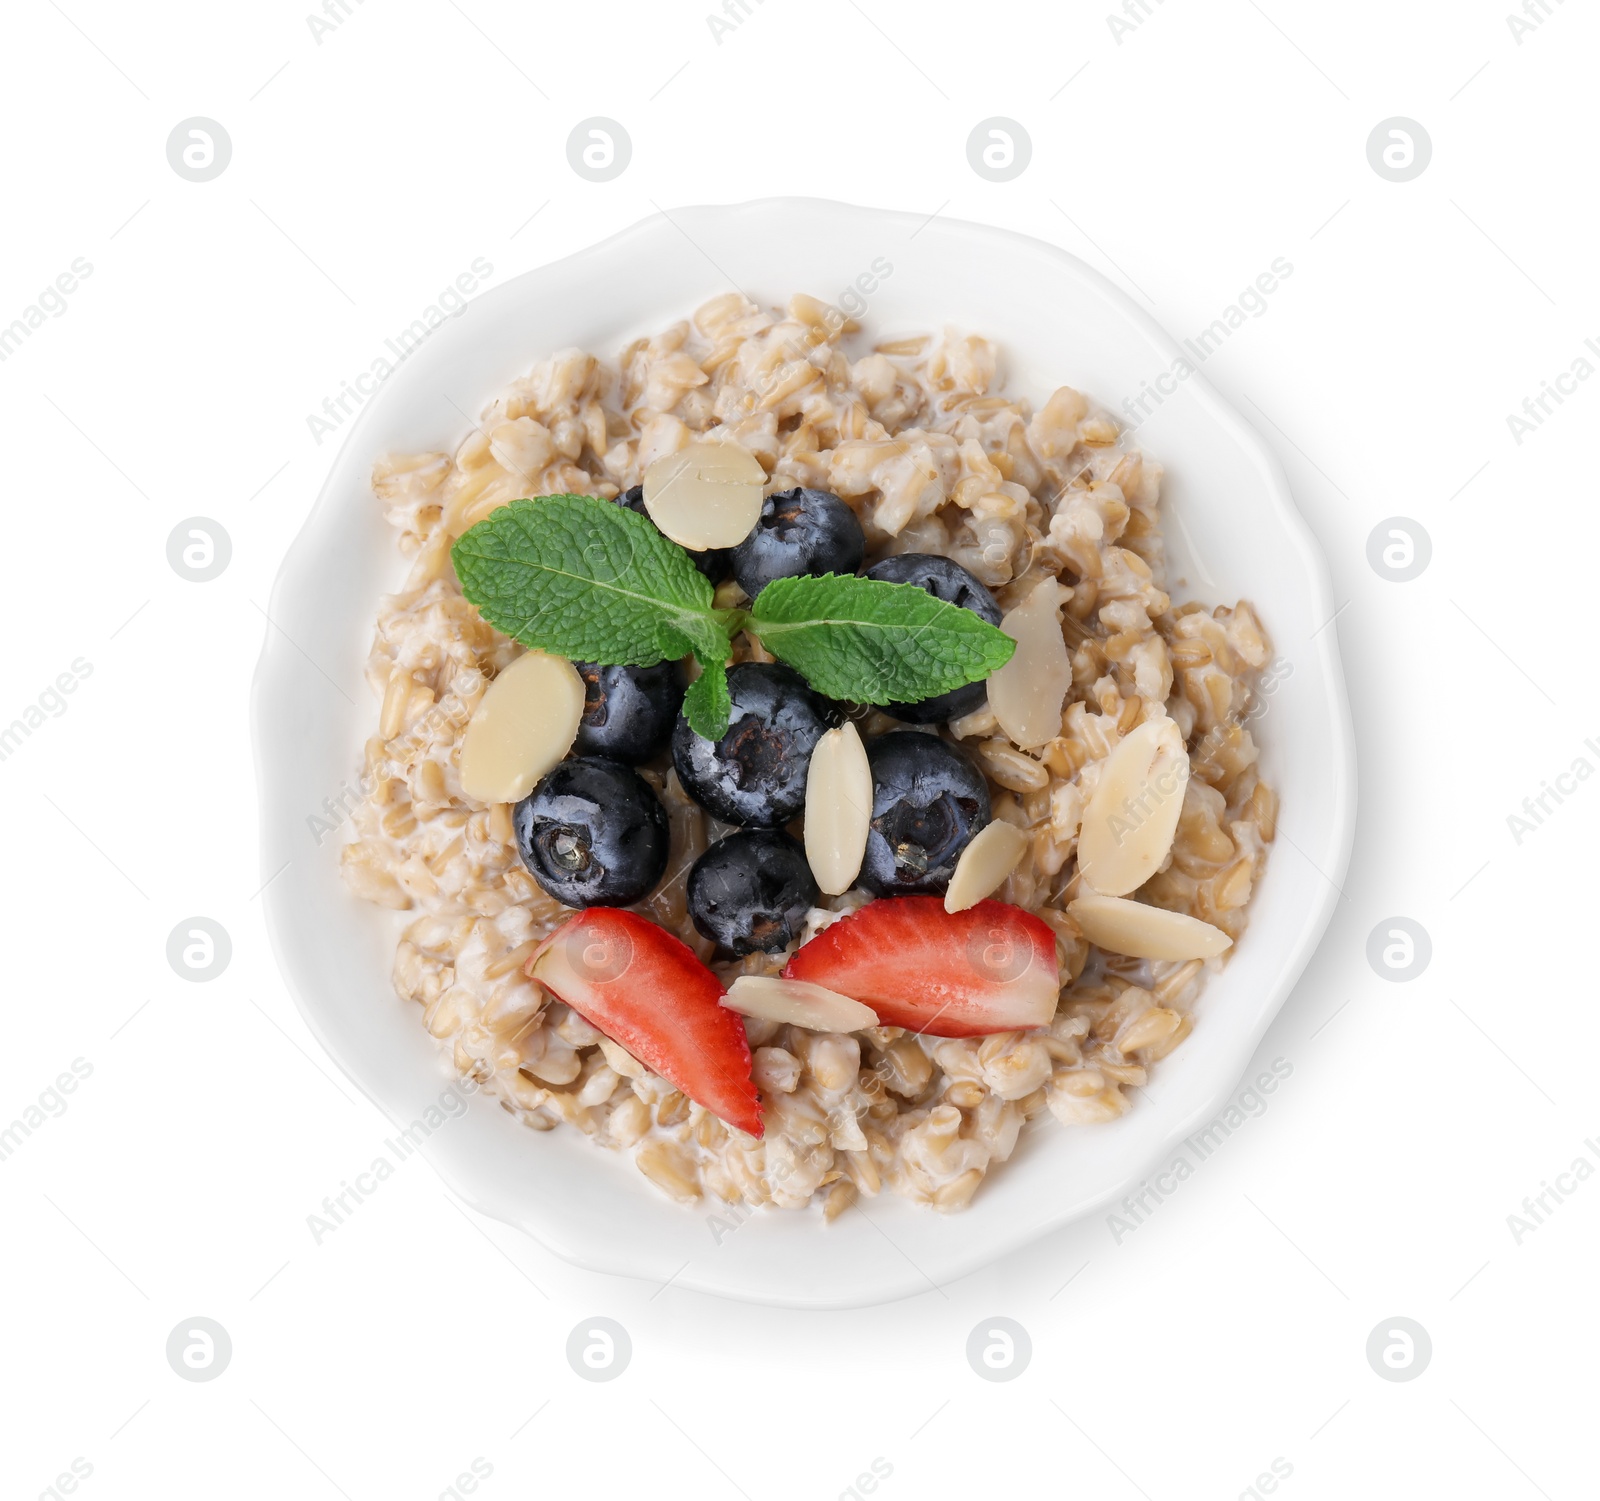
[
  {"xmin": 682, "ymin": 656, "xmax": 732, "ymax": 740},
  {"xmin": 749, "ymin": 573, "xmax": 1015, "ymax": 705},
  {"xmin": 451, "ymin": 495, "xmax": 717, "ymax": 667},
  {"xmin": 450, "ymin": 497, "xmax": 1012, "ymax": 737}
]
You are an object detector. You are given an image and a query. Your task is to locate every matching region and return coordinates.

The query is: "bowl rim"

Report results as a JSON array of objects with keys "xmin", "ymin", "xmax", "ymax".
[{"xmin": 252, "ymin": 195, "xmax": 1357, "ymax": 1306}]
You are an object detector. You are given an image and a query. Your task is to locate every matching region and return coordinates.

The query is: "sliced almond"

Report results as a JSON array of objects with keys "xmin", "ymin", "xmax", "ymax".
[
  {"xmin": 804, "ymin": 722, "xmax": 873, "ymax": 896},
  {"xmin": 1068, "ymin": 890, "xmax": 1231, "ymax": 961},
  {"xmin": 1077, "ymin": 717, "xmax": 1188, "ymax": 895},
  {"xmin": 457, "ymin": 650, "xmax": 584, "ymax": 804},
  {"xmin": 944, "ymin": 820, "xmax": 1029, "ymax": 913},
  {"xmin": 722, "ymin": 975, "xmax": 878, "ymax": 1033},
  {"xmin": 642, "ymin": 440, "xmax": 765, "ymax": 550},
  {"xmin": 987, "ymin": 578, "xmax": 1073, "ymax": 750}
]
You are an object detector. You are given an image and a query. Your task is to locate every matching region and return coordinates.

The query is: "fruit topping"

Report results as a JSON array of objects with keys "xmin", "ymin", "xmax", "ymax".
[
  {"xmin": 514, "ymin": 757, "xmax": 669, "ymax": 907},
  {"xmin": 863, "ymin": 553, "xmax": 1003, "ymax": 723},
  {"xmin": 572, "ymin": 659, "xmax": 684, "ymax": 764},
  {"xmin": 530, "ymin": 908, "xmax": 761, "ymax": 1136},
  {"xmin": 858, "ymin": 731, "xmax": 991, "ymax": 896},
  {"xmin": 687, "ymin": 829, "xmax": 819, "ymax": 956},
  {"xmin": 671, "ymin": 662, "xmax": 836, "ymax": 827},
  {"xmin": 785, "ymin": 896, "xmax": 1059, "ymax": 1037},
  {"xmin": 730, "ymin": 486, "xmax": 865, "ymax": 598}
]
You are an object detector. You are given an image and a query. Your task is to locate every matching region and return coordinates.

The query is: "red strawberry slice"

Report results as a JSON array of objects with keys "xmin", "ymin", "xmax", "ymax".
[
  {"xmin": 785, "ymin": 898, "xmax": 1059, "ymax": 1038},
  {"xmin": 529, "ymin": 908, "xmax": 762, "ymax": 1138}
]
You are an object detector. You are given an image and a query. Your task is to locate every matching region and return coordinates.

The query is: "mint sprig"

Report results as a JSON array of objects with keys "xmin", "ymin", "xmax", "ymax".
[
  {"xmin": 681, "ymin": 654, "xmax": 732, "ymax": 740},
  {"xmin": 452, "ymin": 496, "xmax": 718, "ymax": 664},
  {"xmin": 451, "ymin": 494, "xmax": 1015, "ymax": 740},
  {"xmin": 747, "ymin": 572, "xmax": 1016, "ymax": 705},
  {"xmin": 451, "ymin": 496, "xmax": 735, "ymax": 737}
]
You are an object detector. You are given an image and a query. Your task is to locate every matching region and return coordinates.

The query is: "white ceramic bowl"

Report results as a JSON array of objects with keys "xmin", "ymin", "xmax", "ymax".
[{"xmin": 253, "ymin": 198, "xmax": 1355, "ymax": 1308}]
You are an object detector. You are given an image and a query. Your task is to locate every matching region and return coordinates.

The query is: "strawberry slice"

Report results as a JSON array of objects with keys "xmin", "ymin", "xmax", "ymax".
[
  {"xmin": 529, "ymin": 908, "xmax": 762, "ymax": 1138},
  {"xmin": 784, "ymin": 897, "xmax": 1059, "ymax": 1038}
]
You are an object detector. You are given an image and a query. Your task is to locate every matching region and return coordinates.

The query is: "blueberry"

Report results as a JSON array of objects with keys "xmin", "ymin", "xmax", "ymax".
[
  {"xmin": 859, "ymin": 731, "xmax": 991, "ymax": 897},
  {"xmin": 514, "ymin": 757, "xmax": 669, "ymax": 908},
  {"xmin": 863, "ymin": 553, "xmax": 1003, "ymax": 723},
  {"xmin": 572, "ymin": 660, "xmax": 683, "ymax": 764},
  {"xmin": 731, "ymin": 487, "xmax": 865, "ymax": 599},
  {"xmin": 687, "ymin": 830, "xmax": 818, "ymax": 956},
  {"xmin": 619, "ymin": 484, "xmax": 730, "ymax": 583},
  {"xmin": 671, "ymin": 662, "xmax": 836, "ymax": 828}
]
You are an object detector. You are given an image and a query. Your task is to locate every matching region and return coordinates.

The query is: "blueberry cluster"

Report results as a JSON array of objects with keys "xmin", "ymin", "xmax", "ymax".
[{"xmin": 511, "ymin": 482, "xmax": 1003, "ymax": 952}]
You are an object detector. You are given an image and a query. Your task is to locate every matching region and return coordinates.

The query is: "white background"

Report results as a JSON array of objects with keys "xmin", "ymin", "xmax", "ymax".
[{"xmin": 2, "ymin": 0, "xmax": 1595, "ymax": 1497}]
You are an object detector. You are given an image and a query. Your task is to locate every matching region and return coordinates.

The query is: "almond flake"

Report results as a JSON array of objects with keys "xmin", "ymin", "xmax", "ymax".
[
  {"xmin": 642, "ymin": 440, "xmax": 766, "ymax": 550},
  {"xmin": 987, "ymin": 578, "xmax": 1073, "ymax": 750},
  {"xmin": 944, "ymin": 820, "xmax": 1029, "ymax": 913},
  {"xmin": 1076, "ymin": 717, "xmax": 1188, "ymax": 896},
  {"xmin": 722, "ymin": 975, "xmax": 879, "ymax": 1033},
  {"xmin": 804, "ymin": 721, "xmax": 873, "ymax": 895},
  {"xmin": 1068, "ymin": 890, "xmax": 1231, "ymax": 961},
  {"xmin": 457, "ymin": 650, "xmax": 583, "ymax": 804}
]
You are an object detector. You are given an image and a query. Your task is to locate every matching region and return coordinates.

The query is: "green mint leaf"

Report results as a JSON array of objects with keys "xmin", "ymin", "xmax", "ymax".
[
  {"xmin": 749, "ymin": 573, "xmax": 1016, "ymax": 705},
  {"xmin": 451, "ymin": 495, "xmax": 719, "ymax": 666},
  {"xmin": 682, "ymin": 655, "xmax": 732, "ymax": 740}
]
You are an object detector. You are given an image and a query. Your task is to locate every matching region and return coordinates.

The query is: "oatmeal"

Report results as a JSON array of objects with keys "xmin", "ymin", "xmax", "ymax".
[{"xmin": 340, "ymin": 291, "xmax": 1277, "ymax": 1215}]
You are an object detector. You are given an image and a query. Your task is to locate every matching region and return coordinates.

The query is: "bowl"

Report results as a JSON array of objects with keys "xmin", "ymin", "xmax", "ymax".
[{"xmin": 252, "ymin": 197, "xmax": 1356, "ymax": 1307}]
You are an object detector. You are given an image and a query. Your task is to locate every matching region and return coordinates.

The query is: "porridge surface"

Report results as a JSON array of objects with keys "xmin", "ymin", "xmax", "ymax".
[{"xmin": 340, "ymin": 292, "xmax": 1277, "ymax": 1216}]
